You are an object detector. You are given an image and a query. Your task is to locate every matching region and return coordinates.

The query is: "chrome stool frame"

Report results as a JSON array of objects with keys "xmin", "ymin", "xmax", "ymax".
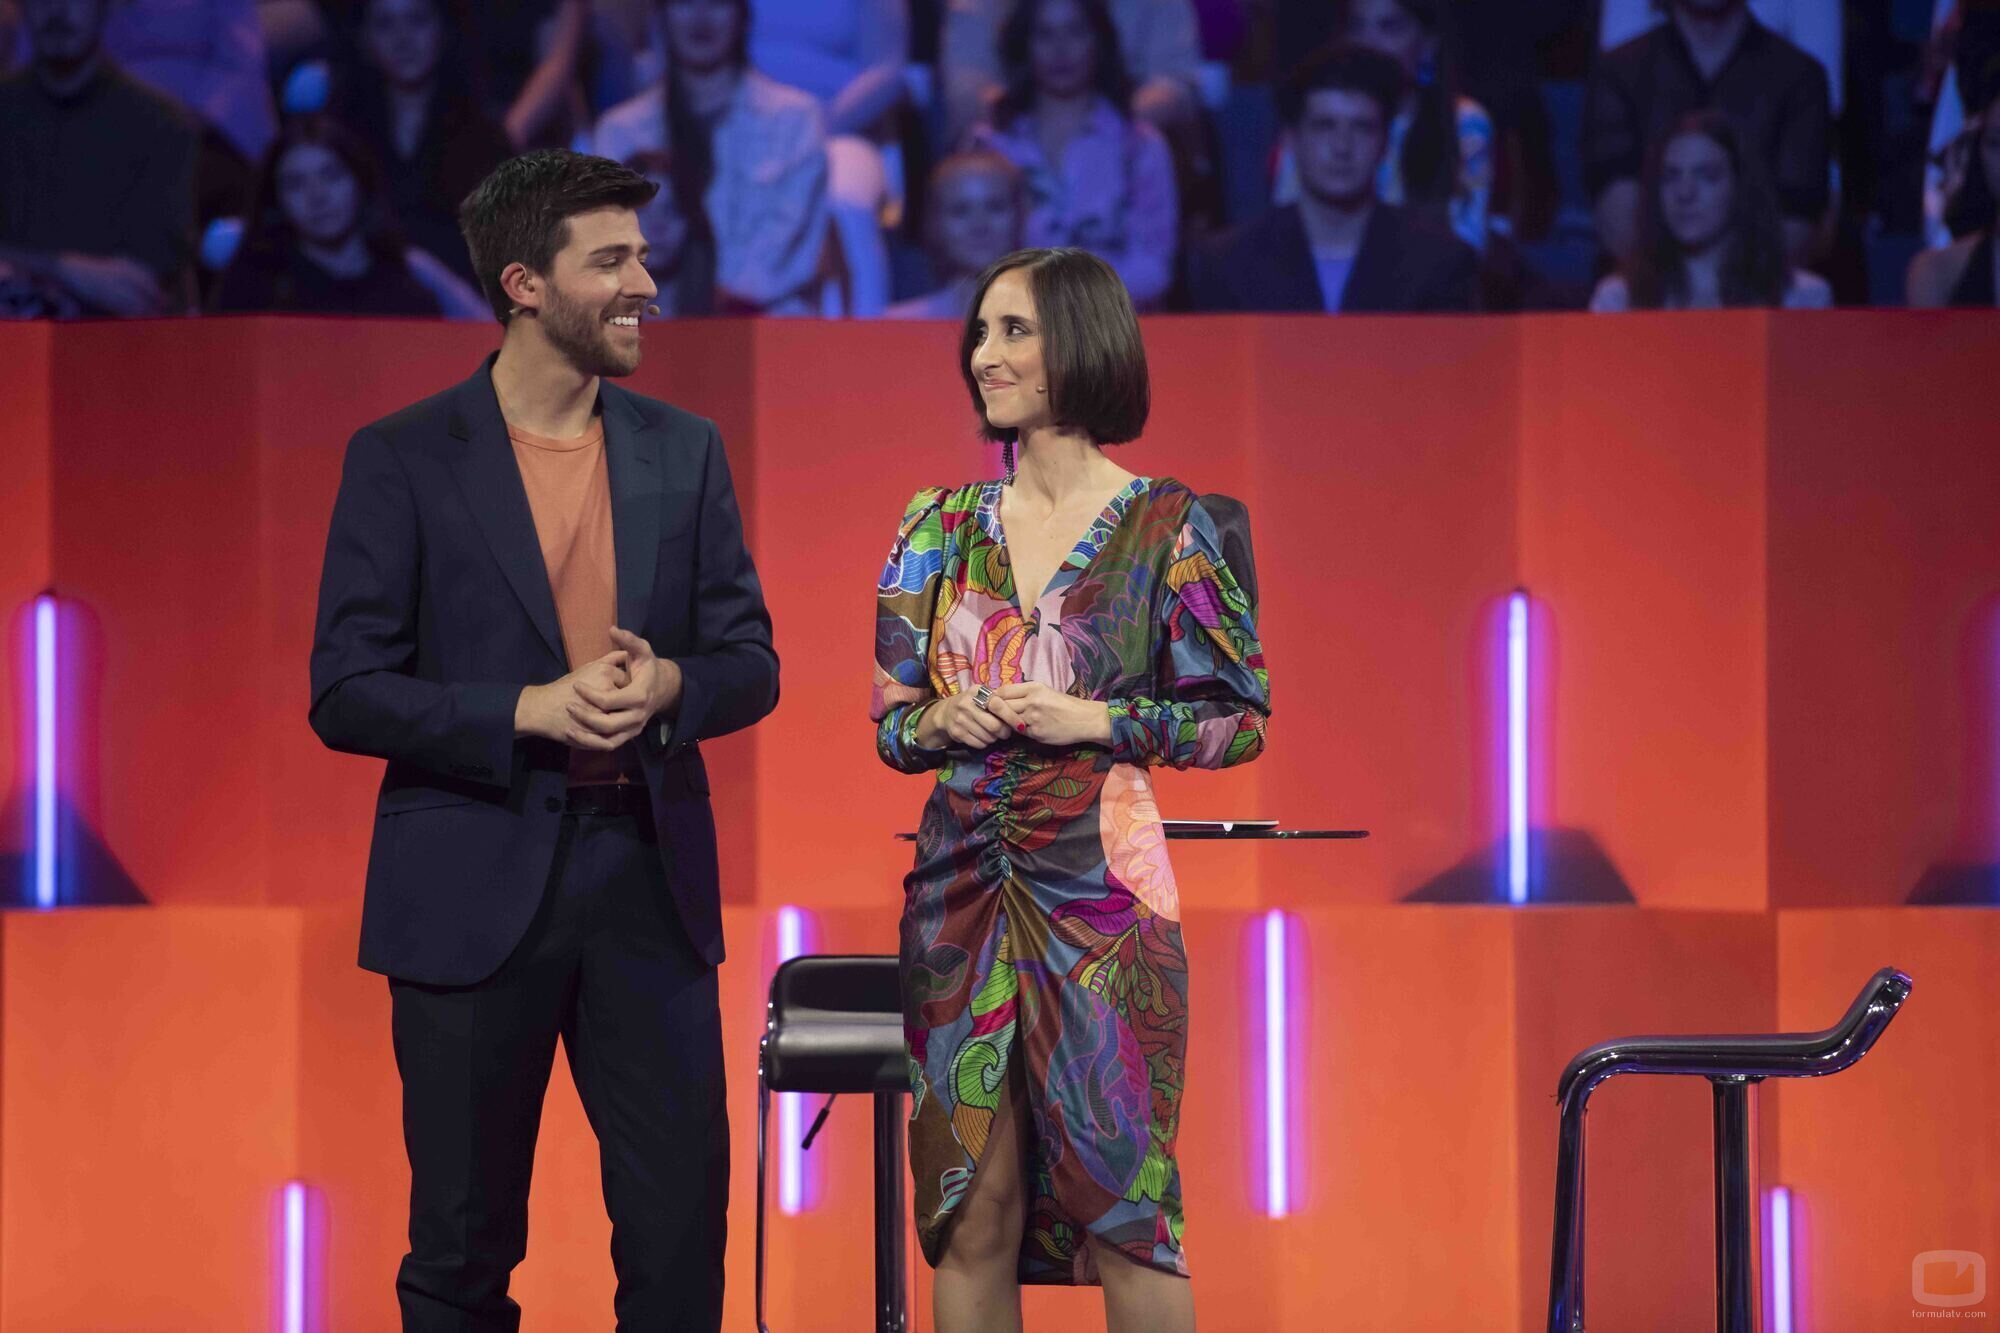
[{"xmin": 1545, "ymin": 966, "xmax": 1914, "ymax": 1332}]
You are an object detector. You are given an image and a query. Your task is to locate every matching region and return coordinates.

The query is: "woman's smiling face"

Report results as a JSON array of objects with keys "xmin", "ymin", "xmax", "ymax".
[{"xmin": 970, "ymin": 268, "xmax": 1052, "ymax": 434}]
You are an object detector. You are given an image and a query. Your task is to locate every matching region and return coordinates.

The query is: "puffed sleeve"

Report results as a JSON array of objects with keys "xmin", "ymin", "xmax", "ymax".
[
  {"xmin": 1106, "ymin": 496, "xmax": 1270, "ymax": 769},
  {"xmin": 872, "ymin": 486, "xmax": 953, "ymax": 771}
]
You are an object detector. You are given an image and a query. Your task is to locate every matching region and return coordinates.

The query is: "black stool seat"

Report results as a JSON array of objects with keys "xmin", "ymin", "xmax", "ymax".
[
  {"xmin": 762, "ymin": 955, "xmax": 905, "ymax": 1093},
  {"xmin": 763, "ymin": 1020, "xmax": 905, "ymax": 1092},
  {"xmin": 756, "ymin": 954, "xmax": 910, "ymax": 1333}
]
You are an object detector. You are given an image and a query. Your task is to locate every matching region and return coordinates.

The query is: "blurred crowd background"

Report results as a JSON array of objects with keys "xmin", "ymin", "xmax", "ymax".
[{"xmin": 2, "ymin": 0, "xmax": 1996, "ymax": 321}]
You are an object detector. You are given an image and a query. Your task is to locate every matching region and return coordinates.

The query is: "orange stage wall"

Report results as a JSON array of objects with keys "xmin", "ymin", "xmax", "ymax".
[{"xmin": 0, "ymin": 312, "xmax": 1995, "ymax": 1329}]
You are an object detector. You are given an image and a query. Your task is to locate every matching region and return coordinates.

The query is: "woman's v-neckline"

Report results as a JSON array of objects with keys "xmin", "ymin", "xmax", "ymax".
[{"xmin": 984, "ymin": 476, "xmax": 1150, "ymax": 620}]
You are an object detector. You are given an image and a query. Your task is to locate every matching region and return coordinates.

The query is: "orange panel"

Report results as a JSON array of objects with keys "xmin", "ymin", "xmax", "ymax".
[
  {"xmin": 246, "ymin": 318, "xmax": 511, "ymax": 910},
  {"xmin": 743, "ymin": 318, "xmax": 994, "ymax": 911},
  {"xmin": 1271, "ymin": 907, "xmax": 1522, "ymax": 1332},
  {"xmin": 0, "ymin": 323, "xmax": 51, "ymax": 871},
  {"xmin": 48, "ymin": 323, "xmax": 269, "ymax": 903},
  {"xmin": 1173, "ymin": 908, "xmax": 1288, "ymax": 1331},
  {"xmin": 1508, "ymin": 907, "xmax": 1776, "ymax": 1332},
  {"xmin": 1245, "ymin": 316, "xmax": 1522, "ymax": 906},
  {"xmin": 1774, "ymin": 910, "xmax": 2000, "ymax": 1328},
  {"xmin": 1766, "ymin": 313, "xmax": 2000, "ymax": 907},
  {"xmin": 294, "ymin": 901, "xmax": 403, "ymax": 1330},
  {"xmin": 1517, "ymin": 313, "xmax": 1771, "ymax": 909},
  {"xmin": 1, "ymin": 907, "xmax": 301, "ymax": 1330}
]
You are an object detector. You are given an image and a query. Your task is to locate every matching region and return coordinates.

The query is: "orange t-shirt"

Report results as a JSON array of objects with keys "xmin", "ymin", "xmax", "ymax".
[{"xmin": 508, "ymin": 415, "xmax": 634, "ymax": 785}]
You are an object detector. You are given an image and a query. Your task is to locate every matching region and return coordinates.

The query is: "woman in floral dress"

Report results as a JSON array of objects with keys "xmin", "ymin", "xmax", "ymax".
[{"xmin": 871, "ymin": 247, "xmax": 1270, "ymax": 1332}]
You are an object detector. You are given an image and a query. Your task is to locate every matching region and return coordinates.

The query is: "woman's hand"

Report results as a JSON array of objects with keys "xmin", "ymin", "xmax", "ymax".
[
  {"xmin": 993, "ymin": 682, "xmax": 1112, "ymax": 748},
  {"xmin": 915, "ymin": 690, "xmax": 1019, "ymax": 751}
]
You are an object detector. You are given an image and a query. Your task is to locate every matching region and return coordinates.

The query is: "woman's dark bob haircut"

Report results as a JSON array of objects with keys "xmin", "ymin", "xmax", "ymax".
[{"xmin": 958, "ymin": 248, "xmax": 1150, "ymax": 446}]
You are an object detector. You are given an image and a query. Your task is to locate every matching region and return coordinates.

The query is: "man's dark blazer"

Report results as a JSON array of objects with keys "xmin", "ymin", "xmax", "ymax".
[
  {"xmin": 1185, "ymin": 202, "xmax": 1479, "ymax": 314},
  {"xmin": 309, "ymin": 356, "xmax": 778, "ymax": 986}
]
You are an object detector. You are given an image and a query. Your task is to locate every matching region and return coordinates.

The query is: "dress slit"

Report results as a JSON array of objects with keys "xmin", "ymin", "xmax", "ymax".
[{"xmin": 927, "ymin": 1024, "xmax": 1035, "ymax": 1265}]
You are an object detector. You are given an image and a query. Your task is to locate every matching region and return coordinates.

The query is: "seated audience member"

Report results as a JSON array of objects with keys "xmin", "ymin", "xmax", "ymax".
[
  {"xmin": 942, "ymin": 0, "xmax": 1200, "ymax": 141},
  {"xmin": 101, "ymin": 0, "xmax": 278, "ymax": 217},
  {"xmin": 468, "ymin": 0, "xmax": 591, "ymax": 150},
  {"xmin": 750, "ymin": 0, "xmax": 905, "ymax": 313},
  {"xmin": 0, "ymin": 3, "xmax": 19, "ymax": 76},
  {"xmin": 1598, "ymin": 0, "xmax": 1842, "ymax": 113},
  {"xmin": 211, "ymin": 116, "xmax": 445, "ymax": 315},
  {"xmin": 750, "ymin": 0, "xmax": 906, "ymax": 137},
  {"xmin": 1589, "ymin": 109, "xmax": 1830, "ymax": 310},
  {"xmin": 625, "ymin": 147, "xmax": 719, "ymax": 316},
  {"xmin": 1341, "ymin": 0, "xmax": 1493, "ymax": 252},
  {"xmin": 1275, "ymin": 0, "xmax": 1560, "ymax": 245},
  {"xmin": 595, "ymin": 0, "xmax": 831, "ymax": 314},
  {"xmin": 885, "ymin": 147, "xmax": 1025, "ymax": 317},
  {"xmin": 1908, "ymin": 85, "xmax": 2000, "ymax": 306},
  {"xmin": 1917, "ymin": 3, "xmax": 2000, "ymax": 249},
  {"xmin": 0, "ymin": 0, "xmax": 197, "ymax": 317},
  {"xmin": 968, "ymin": 0, "xmax": 1177, "ymax": 308},
  {"xmin": 339, "ymin": 0, "xmax": 514, "ymax": 287},
  {"xmin": 1187, "ymin": 44, "xmax": 1477, "ymax": 313},
  {"xmin": 1274, "ymin": 0, "xmax": 1495, "ymax": 252},
  {"xmin": 1584, "ymin": 0, "xmax": 1829, "ymax": 266}
]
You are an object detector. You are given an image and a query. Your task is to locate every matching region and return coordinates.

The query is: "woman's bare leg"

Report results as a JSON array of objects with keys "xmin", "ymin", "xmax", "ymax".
[
  {"xmin": 1093, "ymin": 1236, "xmax": 1194, "ymax": 1333},
  {"xmin": 932, "ymin": 1069, "xmax": 1030, "ymax": 1333}
]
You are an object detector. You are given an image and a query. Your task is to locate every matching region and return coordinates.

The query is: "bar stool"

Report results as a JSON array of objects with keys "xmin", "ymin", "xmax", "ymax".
[
  {"xmin": 1545, "ymin": 966, "xmax": 1914, "ymax": 1333},
  {"xmin": 756, "ymin": 954, "xmax": 908, "ymax": 1333}
]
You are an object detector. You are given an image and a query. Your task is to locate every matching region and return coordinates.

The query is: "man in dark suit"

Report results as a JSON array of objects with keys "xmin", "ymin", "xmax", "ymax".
[
  {"xmin": 0, "ymin": 0, "xmax": 197, "ymax": 317},
  {"xmin": 1186, "ymin": 44, "xmax": 1478, "ymax": 314},
  {"xmin": 309, "ymin": 150, "xmax": 778, "ymax": 1332}
]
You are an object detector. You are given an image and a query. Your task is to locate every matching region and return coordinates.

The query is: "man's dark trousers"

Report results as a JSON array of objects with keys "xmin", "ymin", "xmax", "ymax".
[{"xmin": 390, "ymin": 800, "xmax": 726, "ymax": 1331}]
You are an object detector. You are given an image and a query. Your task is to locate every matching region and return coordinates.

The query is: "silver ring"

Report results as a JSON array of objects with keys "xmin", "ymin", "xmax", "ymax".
[{"xmin": 972, "ymin": 684, "xmax": 994, "ymax": 712}]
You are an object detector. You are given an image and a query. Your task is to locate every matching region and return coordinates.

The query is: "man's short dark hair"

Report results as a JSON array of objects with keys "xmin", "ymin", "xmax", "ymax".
[
  {"xmin": 1278, "ymin": 44, "xmax": 1406, "ymax": 129},
  {"xmin": 958, "ymin": 248, "xmax": 1149, "ymax": 447},
  {"xmin": 458, "ymin": 150, "xmax": 659, "ymax": 324}
]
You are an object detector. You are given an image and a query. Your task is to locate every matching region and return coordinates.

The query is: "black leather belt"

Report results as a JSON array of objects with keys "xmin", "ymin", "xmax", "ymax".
[{"xmin": 563, "ymin": 783, "xmax": 650, "ymax": 816}]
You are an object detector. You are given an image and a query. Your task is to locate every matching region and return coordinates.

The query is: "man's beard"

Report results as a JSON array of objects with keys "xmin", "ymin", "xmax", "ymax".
[{"xmin": 540, "ymin": 280, "xmax": 640, "ymax": 378}]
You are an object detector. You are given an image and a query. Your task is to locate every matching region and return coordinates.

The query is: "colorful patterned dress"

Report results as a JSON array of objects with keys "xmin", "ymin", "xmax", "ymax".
[{"xmin": 871, "ymin": 475, "xmax": 1270, "ymax": 1284}]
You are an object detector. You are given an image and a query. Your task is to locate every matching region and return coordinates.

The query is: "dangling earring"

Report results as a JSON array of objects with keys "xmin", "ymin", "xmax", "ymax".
[{"xmin": 1002, "ymin": 439, "xmax": 1016, "ymax": 484}]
